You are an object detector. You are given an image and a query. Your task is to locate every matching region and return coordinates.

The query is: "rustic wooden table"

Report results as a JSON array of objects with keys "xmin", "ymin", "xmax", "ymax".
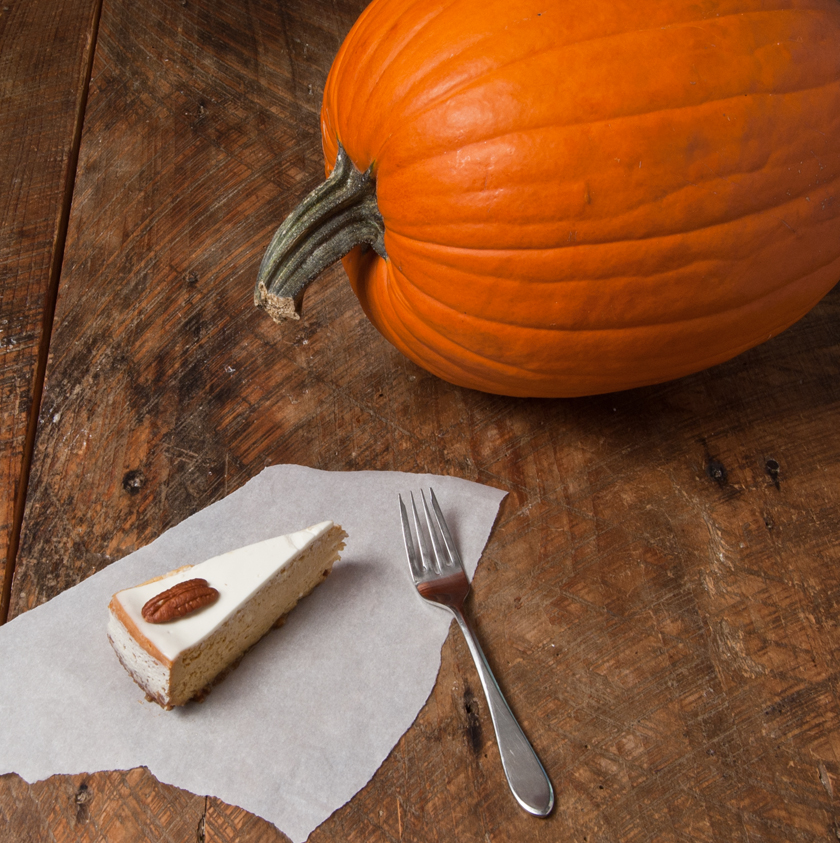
[{"xmin": 3, "ymin": 0, "xmax": 840, "ymax": 840}]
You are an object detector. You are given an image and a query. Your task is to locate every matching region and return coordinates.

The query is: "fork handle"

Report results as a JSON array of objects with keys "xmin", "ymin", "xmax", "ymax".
[{"xmin": 451, "ymin": 607, "xmax": 554, "ymax": 817}]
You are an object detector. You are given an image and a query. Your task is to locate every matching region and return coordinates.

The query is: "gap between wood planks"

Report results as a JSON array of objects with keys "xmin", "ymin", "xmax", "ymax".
[{"xmin": 0, "ymin": 0, "xmax": 105, "ymax": 625}]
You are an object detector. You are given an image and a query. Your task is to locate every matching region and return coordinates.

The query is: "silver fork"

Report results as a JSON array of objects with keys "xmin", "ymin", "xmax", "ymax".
[{"xmin": 399, "ymin": 489, "xmax": 554, "ymax": 817}]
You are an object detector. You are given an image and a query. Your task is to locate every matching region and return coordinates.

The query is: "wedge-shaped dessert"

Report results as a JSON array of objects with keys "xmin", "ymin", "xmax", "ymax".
[{"xmin": 108, "ymin": 521, "xmax": 347, "ymax": 708}]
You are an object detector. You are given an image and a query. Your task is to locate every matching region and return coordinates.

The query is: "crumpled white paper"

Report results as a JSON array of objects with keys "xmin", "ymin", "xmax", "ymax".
[{"xmin": 0, "ymin": 465, "xmax": 505, "ymax": 842}]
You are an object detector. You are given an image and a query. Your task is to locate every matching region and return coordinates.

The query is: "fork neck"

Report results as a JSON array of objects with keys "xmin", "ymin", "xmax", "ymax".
[{"xmin": 417, "ymin": 575, "xmax": 470, "ymax": 607}]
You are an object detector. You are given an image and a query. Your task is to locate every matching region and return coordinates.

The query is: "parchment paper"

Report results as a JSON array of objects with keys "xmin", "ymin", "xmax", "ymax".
[{"xmin": 0, "ymin": 465, "xmax": 506, "ymax": 842}]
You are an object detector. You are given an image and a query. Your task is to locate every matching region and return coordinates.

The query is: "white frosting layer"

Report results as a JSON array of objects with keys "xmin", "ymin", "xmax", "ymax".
[{"xmin": 113, "ymin": 521, "xmax": 334, "ymax": 662}]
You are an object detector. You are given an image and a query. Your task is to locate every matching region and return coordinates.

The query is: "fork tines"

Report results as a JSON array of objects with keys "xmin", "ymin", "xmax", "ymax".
[{"xmin": 399, "ymin": 488, "xmax": 463, "ymax": 581}]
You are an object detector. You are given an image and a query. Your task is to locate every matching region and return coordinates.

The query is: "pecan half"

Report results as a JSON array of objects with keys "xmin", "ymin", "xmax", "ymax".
[{"xmin": 141, "ymin": 578, "xmax": 219, "ymax": 623}]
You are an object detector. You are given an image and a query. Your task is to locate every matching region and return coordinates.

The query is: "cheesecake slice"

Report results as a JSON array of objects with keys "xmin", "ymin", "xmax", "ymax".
[{"xmin": 107, "ymin": 521, "xmax": 347, "ymax": 708}]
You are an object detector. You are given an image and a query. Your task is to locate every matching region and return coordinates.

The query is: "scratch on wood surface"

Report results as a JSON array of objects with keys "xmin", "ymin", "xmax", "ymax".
[
  {"xmin": 164, "ymin": 443, "xmax": 199, "ymax": 463},
  {"xmin": 700, "ymin": 512, "xmax": 738, "ymax": 598},
  {"xmin": 712, "ymin": 617, "xmax": 765, "ymax": 679},
  {"xmin": 819, "ymin": 761, "xmax": 834, "ymax": 797}
]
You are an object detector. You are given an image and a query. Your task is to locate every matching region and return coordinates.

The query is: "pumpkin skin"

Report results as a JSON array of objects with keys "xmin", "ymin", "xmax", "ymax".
[{"xmin": 317, "ymin": 0, "xmax": 840, "ymax": 397}]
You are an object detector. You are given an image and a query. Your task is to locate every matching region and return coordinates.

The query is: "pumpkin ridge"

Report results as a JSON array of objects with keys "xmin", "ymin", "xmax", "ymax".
[
  {"xmin": 376, "ymin": 270, "xmax": 673, "ymax": 392},
  {"xmin": 384, "ymin": 235, "xmax": 840, "ymax": 330},
  {"xmin": 371, "ymin": 7, "xmax": 840, "ymax": 163},
  {"xmin": 382, "ymin": 190, "xmax": 831, "ymax": 256},
  {"xmin": 356, "ymin": 34, "xmax": 555, "ymax": 145},
  {"xmin": 403, "ymin": 150, "xmax": 783, "ymax": 202},
  {"xmin": 380, "ymin": 127, "xmax": 833, "ymax": 231},
  {"xmin": 393, "ymin": 267, "xmax": 839, "ymax": 333},
  {"xmin": 379, "ymin": 264, "xmax": 542, "ymax": 380},
  {"xmin": 340, "ymin": 0, "xmax": 462, "ymax": 138},
  {"xmin": 375, "ymin": 4, "xmax": 830, "ymax": 123},
  {"xmin": 379, "ymin": 261, "xmax": 832, "ymax": 382},
  {"xmin": 379, "ymin": 76, "xmax": 840, "ymax": 177}
]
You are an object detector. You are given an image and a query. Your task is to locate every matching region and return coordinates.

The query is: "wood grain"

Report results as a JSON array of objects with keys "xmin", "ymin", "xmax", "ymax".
[
  {"xmin": 0, "ymin": 0, "xmax": 101, "ymax": 620},
  {"xmin": 2, "ymin": 0, "xmax": 840, "ymax": 840}
]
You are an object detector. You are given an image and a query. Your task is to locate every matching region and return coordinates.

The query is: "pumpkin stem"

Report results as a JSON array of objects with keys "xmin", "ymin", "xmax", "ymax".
[{"xmin": 254, "ymin": 143, "xmax": 386, "ymax": 322}]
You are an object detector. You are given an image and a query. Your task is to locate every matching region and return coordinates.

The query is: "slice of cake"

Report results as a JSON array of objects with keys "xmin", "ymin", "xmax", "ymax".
[{"xmin": 107, "ymin": 521, "xmax": 347, "ymax": 708}]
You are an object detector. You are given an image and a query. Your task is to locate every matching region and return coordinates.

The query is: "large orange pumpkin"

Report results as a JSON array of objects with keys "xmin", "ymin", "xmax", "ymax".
[{"xmin": 256, "ymin": 0, "xmax": 840, "ymax": 397}]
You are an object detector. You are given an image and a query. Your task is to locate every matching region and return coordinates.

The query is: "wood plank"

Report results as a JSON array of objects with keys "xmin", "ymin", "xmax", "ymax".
[
  {"xmin": 0, "ymin": 0, "xmax": 101, "ymax": 620},
  {"xmin": 3, "ymin": 0, "xmax": 840, "ymax": 839},
  {"xmin": 7, "ymin": 0, "xmax": 343, "ymax": 614},
  {"xmin": 0, "ymin": 768, "xmax": 205, "ymax": 841}
]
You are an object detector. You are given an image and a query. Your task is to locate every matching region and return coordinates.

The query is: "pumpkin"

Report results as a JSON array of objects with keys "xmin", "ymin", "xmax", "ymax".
[{"xmin": 256, "ymin": 0, "xmax": 840, "ymax": 397}]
